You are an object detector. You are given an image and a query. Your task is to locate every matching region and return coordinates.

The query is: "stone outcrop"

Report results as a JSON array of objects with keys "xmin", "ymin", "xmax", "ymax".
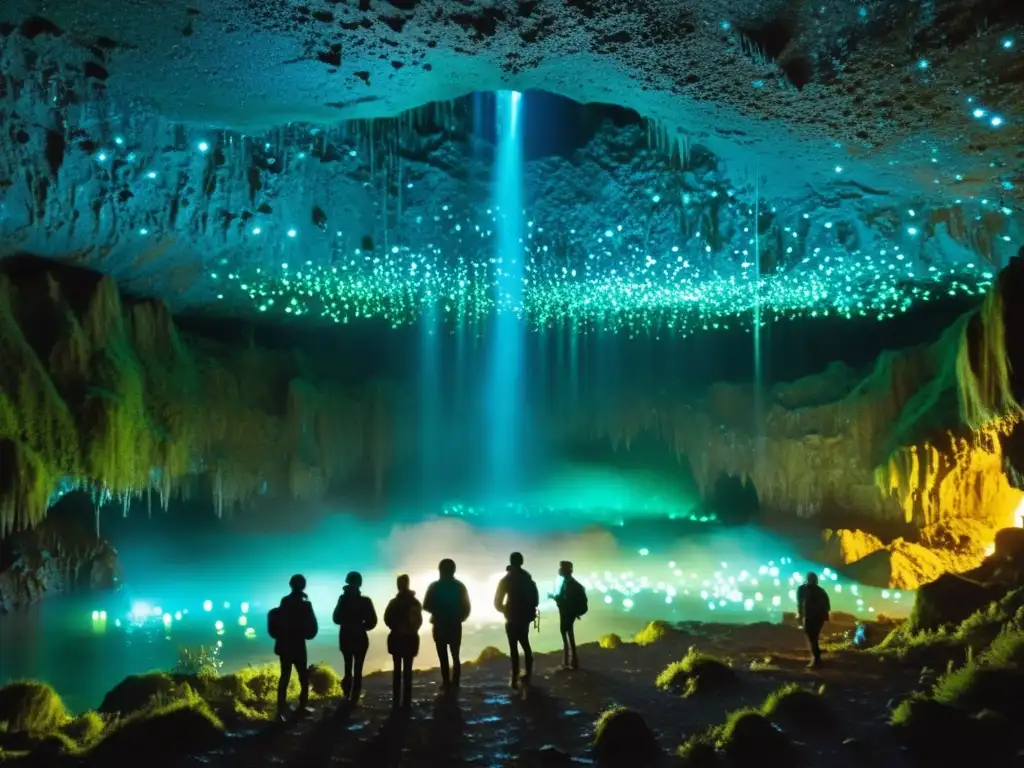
[
  {"xmin": 582, "ymin": 262, "xmax": 1024, "ymax": 538},
  {"xmin": 0, "ymin": 264, "xmax": 400, "ymax": 535},
  {"xmin": 0, "ymin": 516, "xmax": 119, "ymax": 612},
  {"xmin": 817, "ymin": 528, "xmax": 884, "ymax": 567}
]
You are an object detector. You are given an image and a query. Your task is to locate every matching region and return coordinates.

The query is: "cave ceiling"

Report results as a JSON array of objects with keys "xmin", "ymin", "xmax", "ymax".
[{"xmin": 0, "ymin": 0, "xmax": 1021, "ymax": 335}]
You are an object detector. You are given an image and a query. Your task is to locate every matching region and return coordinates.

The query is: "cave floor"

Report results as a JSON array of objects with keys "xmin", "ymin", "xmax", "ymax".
[{"xmin": 198, "ymin": 621, "xmax": 918, "ymax": 768}]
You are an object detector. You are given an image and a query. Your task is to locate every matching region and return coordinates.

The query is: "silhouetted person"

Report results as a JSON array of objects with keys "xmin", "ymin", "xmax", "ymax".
[
  {"xmin": 551, "ymin": 560, "xmax": 587, "ymax": 670},
  {"xmin": 494, "ymin": 552, "xmax": 539, "ymax": 688},
  {"xmin": 332, "ymin": 571, "xmax": 378, "ymax": 702},
  {"xmin": 268, "ymin": 574, "xmax": 318, "ymax": 720},
  {"xmin": 423, "ymin": 558, "xmax": 471, "ymax": 691},
  {"xmin": 384, "ymin": 573, "xmax": 423, "ymax": 709},
  {"xmin": 797, "ymin": 571, "xmax": 831, "ymax": 668}
]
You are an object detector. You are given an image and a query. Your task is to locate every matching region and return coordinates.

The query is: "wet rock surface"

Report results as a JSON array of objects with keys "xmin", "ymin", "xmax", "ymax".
[
  {"xmin": 192, "ymin": 621, "xmax": 918, "ymax": 768},
  {"xmin": 0, "ymin": 517, "xmax": 119, "ymax": 613}
]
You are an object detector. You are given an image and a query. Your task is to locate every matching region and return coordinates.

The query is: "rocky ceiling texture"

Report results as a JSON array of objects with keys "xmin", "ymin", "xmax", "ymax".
[{"xmin": 0, "ymin": 0, "xmax": 1022, "ymax": 333}]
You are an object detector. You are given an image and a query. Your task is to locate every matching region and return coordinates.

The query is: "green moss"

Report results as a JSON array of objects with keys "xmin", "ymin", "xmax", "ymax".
[
  {"xmin": 473, "ymin": 646, "xmax": 507, "ymax": 664},
  {"xmin": 0, "ymin": 681, "xmax": 71, "ymax": 734},
  {"xmin": 761, "ymin": 683, "xmax": 832, "ymax": 731},
  {"xmin": 86, "ymin": 697, "xmax": 225, "ymax": 760},
  {"xmin": 717, "ymin": 709, "xmax": 797, "ymax": 765},
  {"xmin": 931, "ymin": 660, "xmax": 1024, "ymax": 718},
  {"xmin": 98, "ymin": 672, "xmax": 192, "ymax": 715},
  {"xmin": 593, "ymin": 706, "xmax": 659, "ymax": 766},
  {"xmin": 634, "ymin": 620, "xmax": 673, "ymax": 647},
  {"xmin": 598, "ymin": 633, "xmax": 622, "ymax": 649},
  {"xmin": 308, "ymin": 663, "xmax": 340, "ymax": 697},
  {"xmin": 656, "ymin": 647, "xmax": 735, "ymax": 697},
  {"xmin": 61, "ymin": 710, "xmax": 105, "ymax": 748}
]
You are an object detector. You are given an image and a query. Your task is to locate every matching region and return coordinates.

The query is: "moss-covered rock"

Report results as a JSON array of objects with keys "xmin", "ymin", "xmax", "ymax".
[
  {"xmin": 656, "ymin": 647, "xmax": 736, "ymax": 697},
  {"xmin": 718, "ymin": 709, "xmax": 799, "ymax": 766},
  {"xmin": 98, "ymin": 672, "xmax": 192, "ymax": 715},
  {"xmin": 308, "ymin": 663, "xmax": 340, "ymax": 697},
  {"xmin": 633, "ymin": 620, "xmax": 673, "ymax": 647},
  {"xmin": 592, "ymin": 706, "xmax": 659, "ymax": 767},
  {"xmin": 0, "ymin": 681, "xmax": 71, "ymax": 734},
  {"xmin": 598, "ymin": 633, "xmax": 622, "ymax": 649},
  {"xmin": 761, "ymin": 683, "xmax": 833, "ymax": 732},
  {"xmin": 61, "ymin": 710, "xmax": 105, "ymax": 749},
  {"xmin": 473, "ymin": 646, "xmax": 507, "ymax": 664},
  {"xmin": 86, "ymin": 697, "xmax": 225, "ymax": 761},
  {"xmin": 909, "ymin": 572, "xmax": 1007, "ymax": 632}
]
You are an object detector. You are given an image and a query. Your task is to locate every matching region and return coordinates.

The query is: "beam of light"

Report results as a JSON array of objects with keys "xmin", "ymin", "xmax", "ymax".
[
  {"xmin": 419, "ymin": 301, "xmax": 441, "ymax": 497},
  {"xmin": 487, "ymin": 91, "xmax": 525, "ymax": 497}
]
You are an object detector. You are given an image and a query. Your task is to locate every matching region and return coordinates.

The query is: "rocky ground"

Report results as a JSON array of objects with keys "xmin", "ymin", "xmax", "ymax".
[{"xmin": 196, "ymin": 619, "xmax": 916, "ymax": 768}]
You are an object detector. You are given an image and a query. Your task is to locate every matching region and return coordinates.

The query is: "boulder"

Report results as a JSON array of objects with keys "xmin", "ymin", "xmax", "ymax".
[
  {"xmin": 818, "ymin": 529, "xmax": 884, "ymax": 567},
  {"xmin": 0, "ymin": 518, "xmax": 120, "ymax": 613},
  {"xmin": 843, "ymin": 538, "xmax": 981, "ymax": 590},
  {"xmin": 908, "ymin": 572, "xmax": 1007, "ymax": 632},
  {"xmin": 994, "ymin": 527, "xmax": 1024, "ymax": 562}
]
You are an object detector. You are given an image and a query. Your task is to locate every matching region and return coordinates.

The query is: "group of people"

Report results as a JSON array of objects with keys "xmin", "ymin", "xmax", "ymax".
[{"xmin": 266, "ymin": 553, "xmax": 589, "ymax": 719}]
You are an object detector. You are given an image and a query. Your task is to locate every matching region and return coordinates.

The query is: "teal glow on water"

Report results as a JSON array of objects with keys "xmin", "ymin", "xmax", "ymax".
[{"xmin": 0, "ymin": 513, "xmax": 910, "ymax": 713}]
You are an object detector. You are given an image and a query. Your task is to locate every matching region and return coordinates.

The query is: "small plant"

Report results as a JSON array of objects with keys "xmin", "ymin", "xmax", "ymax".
[
  {"xmin": 599, "ymin": 633, "xmax": 623, "ymax": 649},
  {"xmin": 61, "ymin": 711, "xmax": 105, "ymax": 749},
  {"xmin": 85, "ymin": 697, "xmax": 225, "ymax": 760},
  {"xmin": 593, "ymin": 706, "xmax": 659, "ymax": 766},
  {"xmin": 656, "ymin": 647, "xmax": 736, "ymax": 697},
  {"xmin": 173, "ymin": 645, "xmax": 223, "ymax": 678},
  {"xmin": 307, "ymin": 664, "xmax": 340, "ymax": 697},
  {"xmin": 634, "ymin": 620, "xmax": 673, "ymax": 646}
]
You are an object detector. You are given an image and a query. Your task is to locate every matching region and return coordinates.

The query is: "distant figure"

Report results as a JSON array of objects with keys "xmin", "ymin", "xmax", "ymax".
[
  {"xmin": 267, "ymin": 574, "xmax": 319, "ymax": 720},
  {"xmin": 551, "ymin": 560, "xmax": 588, "ymax": 670},
  {"xmin": 796, "ymin": 571, "xmax": 831, "ymax": 668},
  {"xmin": 332, "ymin": 571, "xmax": 378, "ymax": 702},
  {"xmin": 494, "ymin": 552, "xmax": 540, "ymax": 688},
  {"xmin": 423, "ymin": 558, "xmax": 471, "ymax": 691},
  {"xmin": 384, "ymin": 574, "xmax": 423, "ymax": 710}
]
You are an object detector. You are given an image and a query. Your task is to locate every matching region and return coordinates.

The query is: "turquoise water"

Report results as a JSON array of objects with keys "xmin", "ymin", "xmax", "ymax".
[{"xmin": 0, "ymin": 518, "xmax": 911, "ymax": 713}]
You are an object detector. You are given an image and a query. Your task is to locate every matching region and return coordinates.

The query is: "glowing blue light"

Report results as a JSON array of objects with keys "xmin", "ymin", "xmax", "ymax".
[
  {"xmin": 287, "ymin": 229, "xmax": 297, "ymax": 238},
  {"xmin": 139, "ymin": 228, "xmax": 149, "ymax": 235},
  {"xmin": 114, "ymin": 136, "xmax": 124, "ymax": 145},
  {"xmin": 858, "ymin": 7, "xmax": 867, "ymax": 18},
  {"xmin": 146, "ymin": 171, "xmax": 157, "ymax": 179},
  {"xmin": 651, "ymin": 194, "xmax": 661, "ymax": 203},
  {"xmin": 1003, "ymin": 38, "xmax": 1014, "ymax": 50},
  {"xmin": 252, "ymin": 227, "xmax": 261, "ymax": 235},
  {"xmin": 917, "ymin": 59, "xmax": 929, "ymax": 70},
  {"xmin": 97, "ymin": 153, "xmax": 107, "ymax": 162},
  {"xmin": 834, "ymin": 165, "xmax": 843, "ymax": 174},
  {"xmin": 203, "ymin": 599, "xmax": 213, "ymax": 611},
  {"xmin": 972, "ymin": 108, "xmax": 986, "ymax": 118},
  {"xmin": 907, "ymin": 226, "xmax": 919, "ymax": 236},
  {"xmin": 720, "ymin": 20, "xmax": 730, "ymax": 30},
  {"xmin": 990, "ymin": 116, "xmax": 1003, "ymax": 127},
  {"xmin": 198, "ymin": 141, "xmax": 209, "ymax": 152}
]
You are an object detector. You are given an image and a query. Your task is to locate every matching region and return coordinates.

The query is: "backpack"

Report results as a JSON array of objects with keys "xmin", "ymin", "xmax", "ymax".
[
  {"xmin": 267, "ymin": 607, "xmax": 281, "ymax": 639},
  {"xmin": 804, "ymin": 585, "xmax": 829, "ymax": 619},
  {"xmin": 569, "ymin": 579, "xmax": 588, "ymax": 617}
]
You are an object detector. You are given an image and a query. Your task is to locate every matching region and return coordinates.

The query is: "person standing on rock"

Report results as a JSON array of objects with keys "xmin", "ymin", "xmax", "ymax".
[
  {"xmin": 423, "ymin": 558, "xmax": 471, "ymax": 692},
  {"xmin": 796, "ymin": 571, "xmax": 831, "ymax": 668},
  {"xmin": 332, "ymin": 571, "xmax": 378, "ymax": 703},
  {"xmin": 384, "ymin": 573, "xmax": 423, "ymax": 710},
  {"xmin": 268, "ymin": 574, "xmax": 318, "ymax": 721},
  {"xmin": 551, "ymin": 560, "xmax": 587, "ymax": 670},
  {"xmin": 494, "ymin": 552, "xmax": 540, "ymax": 689}
]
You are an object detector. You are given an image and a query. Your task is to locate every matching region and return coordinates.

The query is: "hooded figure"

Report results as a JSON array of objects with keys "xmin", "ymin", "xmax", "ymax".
[
  {"xmin": 332, "ymin": 571, "xmax": 378, "ymax": 702},
  {"xmin": 384, "ymin": 574, "xmax": 423, "ymax": 709},
  {"xmin": 423, "ymin": 558, "xmax": 471, "ymax": 691},
  {"xmin": 268, "ymin": 574, "xmax": 318, "ymax": 720},
  {"xmin": 796, "ymin": 571, "xmax": 831, "ymax": 668},
  {"xmin": 493, "ymin": 552, "xmax": 539, "ymax": 688}
]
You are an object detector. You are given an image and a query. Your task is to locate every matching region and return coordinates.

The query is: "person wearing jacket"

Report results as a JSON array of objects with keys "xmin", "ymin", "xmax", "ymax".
[
  {"xmin": 332, "ymin": 571, "xmax": 378, "ymax": 702},
  {"xmin": 493, "ymin": 552, "xmax": 539, "ymax": 689},
  {"xmin": 422, "ymin": 558, "xmax": 471, "ymax": 691},
  {"xmin": 269, "ymin": 574, "xmax": 318, "ymax": 721},
  {"xmin": 383, "ymin": 573, "xmax": 423, "ymax": 709}
]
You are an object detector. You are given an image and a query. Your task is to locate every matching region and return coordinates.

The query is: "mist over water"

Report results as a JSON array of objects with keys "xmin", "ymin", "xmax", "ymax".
[{"xmin": 0, "ymin": 459, "xmax": 913, "ymax": 713}]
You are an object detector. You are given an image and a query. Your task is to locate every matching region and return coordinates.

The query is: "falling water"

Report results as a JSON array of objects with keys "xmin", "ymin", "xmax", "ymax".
[
  {"xmin": 487, "ymin": 91, "xmax": 525, "ymax": 497},
  {"xmin": 753, "ymin": 168, "xmax": 764, "ymax": 462},
  {"xmin": 419, "ymin": 301, "xmax": 441, "ymax": 498}
]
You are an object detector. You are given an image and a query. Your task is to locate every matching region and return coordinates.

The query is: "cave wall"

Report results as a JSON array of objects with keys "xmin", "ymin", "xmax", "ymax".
[
  {"xmin": 582, "ymin": 266, "xmax": 1024, "ymax": 536},
  {"xmin": 0, "ymin": 266, "xmax": 401, "ymax": 535}
]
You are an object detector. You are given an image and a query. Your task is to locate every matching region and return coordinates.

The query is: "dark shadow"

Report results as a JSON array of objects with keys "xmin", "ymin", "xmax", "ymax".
[
  {"xmin": 705, "ymin": 473, "xmax": 760, "ymax": 525},
  {"xmin": 350, "ymin": 708, "xmax": 412, "ymax": 765},
  {"xmin": 279, "ymin": 702, "xmax": 354, "ymax": 768},
  {"xmin": 410, "ymin": 694, "xmax": 465, "ymax": 765}
]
